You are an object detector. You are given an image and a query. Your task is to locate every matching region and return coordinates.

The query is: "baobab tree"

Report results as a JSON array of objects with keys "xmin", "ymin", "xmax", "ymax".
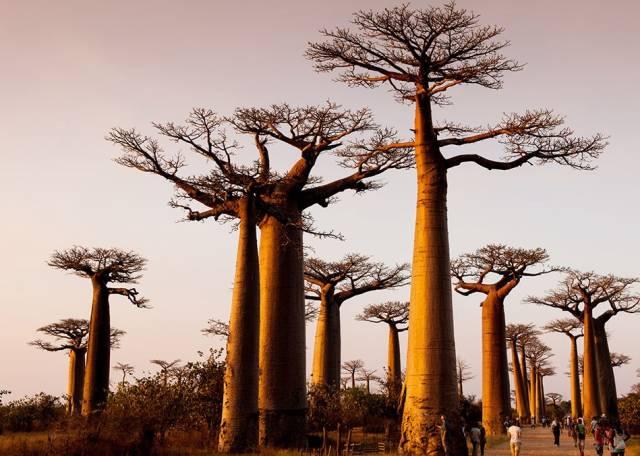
[
  {"xmin": 505, "ymin": 323, "xmax": 535, "ymax": 422},
  {"xmin": 357, "ymin": 368, "xmax": 380, "ymax": 394},
  {"xmin": 110, "ymin": 104, "xmax": 413, "ymax": 449},
  {"xmin": 48, "ymin": 247, "xmax": 147, "ymax": 416},
  {"xmin": 538, "ymin": 365, "xmax": 556, "ymax": 417},
  {"xmin": 307, "ymin": 4, "xmax": 605, "ymax": 451},
  {"xmin": 30, "ymin": 319, "xmax": 124, "ymax": 414},
  {"xmin": 456, "ymin": 359, "xmax": 474, "ymax": 398},
  {"xmin": 528, "ymin": 270, "xmax": 639, "ymax": 420},
  {"xmin": 610, "ymin": 353, "xmax": 631, "ymax": 368},
  {"xmin": 114, "ymin": 362, "xmax": 134, "ymax": 388},
  {"xmin": 305, "ymin": 255, "xmax": 409, "ymax": 390},
  {"xmin": 525, "ymin": 339, "xmax": 552, "ymax": 422},
  {"xmin": 546, "ymin": 393, "xmax": 562, "ymax": 407},
  {"xmin": 356, "ymin": 301, "xmax": 409, "ymax": 392},
  {"xmin": 544, "ymin": 318, "xmax": 583, "ymax": 418},
  {"xmin": 451, "ymin": 245, "xmax": 556, "ymax": 434},
  {"xmin": 342, "ymin": 360, "xmax": 365, "ymax": 389}
]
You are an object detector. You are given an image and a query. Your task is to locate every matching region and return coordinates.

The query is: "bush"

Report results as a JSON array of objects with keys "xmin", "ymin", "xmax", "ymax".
[
  {"xmin": 619, "ymin": 392, "xmax": 640, "ymax": 434},
  {"xmin": 0, "ymin": 393, "xmax": 64, "ymax": 432}
]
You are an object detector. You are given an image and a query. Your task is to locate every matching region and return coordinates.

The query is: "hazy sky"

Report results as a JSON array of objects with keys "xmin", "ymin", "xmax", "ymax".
[{"xmin": 1, "ymin": 0, "xmax": 639, "ymax": 403}]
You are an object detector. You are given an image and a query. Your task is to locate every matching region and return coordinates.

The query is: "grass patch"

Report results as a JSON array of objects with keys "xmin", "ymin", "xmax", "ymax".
[{"xmin": 626, "ymin": 436, "xmax": 640, "ymax": 456}]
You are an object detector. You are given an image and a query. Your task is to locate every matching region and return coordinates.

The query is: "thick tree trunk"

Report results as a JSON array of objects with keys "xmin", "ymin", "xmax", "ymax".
[
  {"xmin": 569, "ymin": 336, "xmax": 582, "ymax": 418},
  {"xmin": 520, "ymin": 345, "xmax": 530, "ymax": 420},
  {"xmin": 510, "ymin": 343, "xmax": 527, "ymax": 421},
  {"xmin": 593, "ymin": 320, "xmax": 618, "ymax": 419},
  {"xmin": 311, "ymin": 291, "xmax": 341, "ymax": 389},
  {"xmin": 388, "ymin": 324, "xmax": 402, "ymax": 391},
  {"xmin": 67, "ymin": 348, "xmax": 85, "ymax": 414},
  {"xmin": 400, "ymin": 94, "xmax": 465, "ymax": 455},
  {"xmin": 218, "ymin": 198, "xmax": 260, "ymax": 453},
  {"xmin": 258, "ymin": 212, "xmax": 306, "ymax": 448},
  {"xmin": 582, "ymin": 303, "xmax": 601, "ymax": 421},
  {"xmin": 82, "ymin": 279, "xmax": 111, "ymax": 416},
  {"xmin": 538, "ymin": 374, "xmax": 545, "ymax": 417},
  {"xmin": 529, "ymin": 364, "xmax": 538, "ymax": 422},
  {"xmin": 481, "ymin": 294, "xmax": 510, "ymax": 435}
]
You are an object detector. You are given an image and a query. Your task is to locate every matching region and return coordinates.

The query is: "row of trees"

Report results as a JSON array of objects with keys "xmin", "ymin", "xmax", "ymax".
[{"xmin": 23, "ymin": 2, "xmax": 615, "ymax": 454}]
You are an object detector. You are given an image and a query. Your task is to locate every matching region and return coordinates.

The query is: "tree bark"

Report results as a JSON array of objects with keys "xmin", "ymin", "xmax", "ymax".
[
  {"xmin": 81, "ymin": 278, "xmax": 111, "ymax": 416},
  {"xmin": 593, "ymin": 319, "xmax": 618, "ymax": 419},
  {"xmin": 529, "ymin": 364, "xmax": 538, "ymax": 422},
  {"xmin": 311, "ymin": 290, "xmax": 341, "ymax": 389},
  {"xmin": 520, "ymin": 345, "xmax": 530, "ymax": 421},
  {"xmin": 218, "ymin": 198, "xmax": 260, "ymax": 453},
  {"xmin": 481, "ymin": 293, "xmax": 510, "ymax": 435},
  {"xmin": 538, "ymin": 374, "xmax": 545, "ymax": 417},
  {"xmin": 258, "ymin": 211, "xmax": 307, "ymax": 448},
  {"xmin": 67, "ymin": 347, "xmax": 85, "ymax": 414},
  {"xmin": 388, "ymin": 324, "xmax": 402, "ymax": 390},
  {"xmin": 400, "ymin": 93, "xmax": 465, "ymax": 455},
  {"xmin": 582, "ymin": 302, "xmax": 602, "ymax": 421},
  {"xmin": 510, "ymin": 342, "xmax": 528, "ymax": 422},
  {"xmin": 569, "ymin": 336, "xmax": 582, "ymax": 418}
]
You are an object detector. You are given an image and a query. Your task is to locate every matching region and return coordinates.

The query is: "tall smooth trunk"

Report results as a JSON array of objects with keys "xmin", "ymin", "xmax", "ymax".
[
  {"xmin": 67, "ymin": 348, "xmax": 86, "ymax": 414},
  {"xmin": 400, "ymin": 94, "xmax": 465, "ymax": 455},
  {"xmin": 82, "ymin": 279, "xmax": 110, "ymax": 416},
  {"xmin": 258, "ymin": 212, "xmax": 306, "ymax": 448},
  {"xmin": 582, "ymin": 303, "xmax": 601, "ymax": 420},
  {"xmin": 593, "ymin": 320, "xmax": 618, "ymax": 419},
  {"xmin": 529, "ymin": 364, "xmax": 538, "ymax": 422},
  {"xmin": 538, "ymin": 374, "xmax": 545, "ymax": 417},
  {"xmin": 311, "ymin": 292, "xmax": 341, "ymax": 389},
  {"xmin": 510, "ymin": 343, "xmax": 527, "ymax": 421},
  {"xmin": 218, "ymin": 199, "xmax": 260, "ymax": 452},
  {"xmin": 520, "ymin": 345, "xmax": 530, "ymax": 418},
  {"xmin": 569, "ymin": 337, "xmax": 582, "ymax": 418},
  {"xmin": 481, "ymin": 294, "xmax": 510, "ymax": 435},
  {"xmin": 388, "ymin": 324, "xmax": 402, "ymax": 390}
]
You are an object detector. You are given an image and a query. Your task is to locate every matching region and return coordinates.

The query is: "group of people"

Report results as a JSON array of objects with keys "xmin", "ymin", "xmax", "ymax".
[{"xmin": 588, "ymin": 415, "xmax": 631, "ymax": 456}]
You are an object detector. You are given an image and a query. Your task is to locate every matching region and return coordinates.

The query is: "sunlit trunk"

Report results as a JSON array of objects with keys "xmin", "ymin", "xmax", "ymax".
[
  {"xmin": 82, "ymin": 278, "xmax": 110, "ymax": 416},
  {"xmin": 311, "ymin": 290, "xmax": 341, "ymax": 389},
  {"xmin": 218, "ymin": 198, "xmax": 260, "ymax": 452},
  {"xmin": 510, "ymin": 342, "xmax": 527, "ymax": 421},
  {"xmin": 67, "ymin": 347, "xmax": 85, "ymax": 414},
  {"xmin": 593, "ymin": 319, "xmax": 617, "ymax": 419},
  {"xmin": 258, "ymin": 211, "xmax": 306, "ymax": 448},
  {"xmin": 582, "ymin": 302, "xmax": 601, "ymax": 420},
  {"xmin": 388, "ymin": 324, "xmax": 402, "ymax": 391},
  {"xmin": 481, "ymin": 293, "xmax": 510, "ymax": 435},
  {"xmin": 520, "ymin": 345, "xmax": 530, "ymax": 420},
  {"xmin": 569, "ymin": 336, "xmax": 582, "ymax": 418},
  {"xmin": 400, "ymin": 93, "xmax": 465, "ymax": 455},
  {"xmin": 529, "ymin": 364, "xmax": 537, "ymax": 422}
]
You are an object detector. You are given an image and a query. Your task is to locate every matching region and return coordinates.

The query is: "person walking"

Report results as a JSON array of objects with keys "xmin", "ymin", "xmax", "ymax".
[
  {"xmin": 612, "ymin": 425, "xmax": 631, "ymax": 455},
  {"xmin": 507, "ymin": 421, "xmax": 522, "ymax": 456},
  {"xmin": 576, "ymin": 418, "xmax": 587, "ymax": 456},
  {"xmin": 479, "ymin": 422, "xmax": 487, "ymax": 456},
  {"xmin": 551, "ymin": 418, "xmax": 561, "ymax": 447},
  {"xmin": 469, "ymin": 423, "xmax": 481, "ymax": 456},
  {"xmin": 439, "ymin": 415, "xmax": 453, "ymax": 456},
  {"xmin": 594, "ymin": 420, "xmax": 605, "ymax": 456}
]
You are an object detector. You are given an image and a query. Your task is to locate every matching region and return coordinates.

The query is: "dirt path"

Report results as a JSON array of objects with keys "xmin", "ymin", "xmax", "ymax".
[{"xmin": 487, "ymin": 426, "xmax": 594, "ymax": 455}]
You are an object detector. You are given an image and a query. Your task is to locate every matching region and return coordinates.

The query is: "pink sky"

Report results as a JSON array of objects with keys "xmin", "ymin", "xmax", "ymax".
[{"xmin": 1, "ymin": 0, "xmax": 639, "ymax": 402}]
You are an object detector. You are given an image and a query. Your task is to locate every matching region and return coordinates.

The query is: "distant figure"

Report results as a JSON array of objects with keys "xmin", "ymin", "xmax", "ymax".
[
  {"xmin": 479, "ymin": 422, "xmax": 487, "ymax": 456},
  {"xmin": 439, "ymin": 415, "xmax": 453, "ymax": 456},
  {"xmin": 593, "ymin": 420, "xmax": 605, "ymax": 456},
  {"xmin": 551, "ymin": 418, "xmax": 561, "ymax": 446},
  {"xmin": 507, "ymin": 421, "xmax": 522, "ymax": 456},
  {"xmin": 568, "ymin": 417, "xmax": 578, "ymax": 448},
  {"xmin": 469, "ymin": 423, "xmax": 481, "ymax": 456},
  {"xmin": 591, "ymin": 416, "xmax": 599, "ymax": 435},
  {"xmin": 612, "ymin": 425, "xmax": 630, "ymax": 455},
  {"xmin": 576, "ymin": 418, "xmax": 586, "ymax": 456}
]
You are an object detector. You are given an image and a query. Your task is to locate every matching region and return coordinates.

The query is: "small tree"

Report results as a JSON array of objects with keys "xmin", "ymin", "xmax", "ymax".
[
  {"xmin": 456, "ymin": 359, "xmax": 474, "ymax": 399},
  {"xmin": 356, "ymin": 301, "xmax": 409, "ymax": 391},
  {"xmin": 114, "ymin": 363, "xmax": 135, "ymax": 388},
  {"xmin": 342, "ymin": 360, "xmax": 365, "ymax": 389},
  {"xmin": 451, "ymin": 245, "xmax": 557, "ymax": 434},
  {"xmin": 305, "ymin": 255, "xmax": 409, "ymax": 389},
  {"xmin": 544, "ymin": 318, "xmax": 583, "ymax": 418},
  {"xmin": 31, "ymin": 319, "xmax": 124, "ymax": 414},
  {"xmin": 356, "ymin": 368, "xmax": 379, "ymax": 394},
  {"xmin": 150, "ymin": 359, "xmax": 182, "ymax": 387},
  {"xmin": 48, "ymin": 247, "xmax": 146, "ymax": 416}
]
